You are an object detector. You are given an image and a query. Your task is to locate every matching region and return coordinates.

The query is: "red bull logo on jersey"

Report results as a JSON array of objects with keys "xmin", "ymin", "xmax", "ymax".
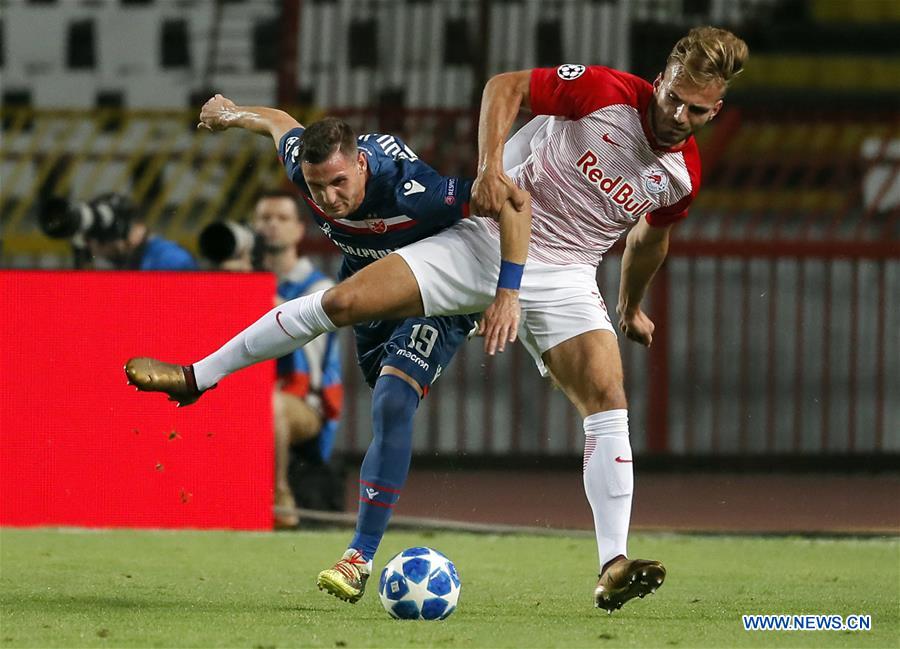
[{"xmin": 576, "ymin": 150, "xmax": 653, "ymax": 216}]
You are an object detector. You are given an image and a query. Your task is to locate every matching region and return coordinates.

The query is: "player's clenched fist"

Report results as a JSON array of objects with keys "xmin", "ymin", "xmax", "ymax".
[
  {"xmin": 471, "ymin": 169, "xmax": 526, "ymax": 220},
  {"xmin": 617, "ymin": 307, "xmax": 654, "ymax": 347},
  {"xmin": 197, "ymin": 94, "xmax": 239, "ymax": 131}
]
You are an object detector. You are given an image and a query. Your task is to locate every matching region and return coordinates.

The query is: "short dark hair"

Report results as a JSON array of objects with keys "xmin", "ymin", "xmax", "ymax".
[
  {"xmin": 299, "ymin": 117, "xmax": 358, "ymax": 164},
  {"xmin": 254, "ymin": 189, "xmax": 303, "ymax": 220}
]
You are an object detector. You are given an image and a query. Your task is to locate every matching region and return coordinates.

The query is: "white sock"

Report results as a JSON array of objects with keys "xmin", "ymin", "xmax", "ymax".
[
  {"xmin": 582, "ymin": 409, "xmax": 633, "ymax": 571},
  {"xmin": 193, "ymin": 289, "xmax": 336, "ymax": 391}
]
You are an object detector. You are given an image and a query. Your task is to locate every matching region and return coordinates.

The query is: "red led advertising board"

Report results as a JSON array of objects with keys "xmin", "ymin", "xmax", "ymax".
[{"xmin": 1, "ymin": 271, "xmax": 275, "ymax": 530}]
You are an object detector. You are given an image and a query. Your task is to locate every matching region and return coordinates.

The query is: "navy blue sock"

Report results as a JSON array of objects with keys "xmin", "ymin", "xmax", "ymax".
[{"xmin": 350, "ymin": 375, "xmax": 419, "ymax": 561}]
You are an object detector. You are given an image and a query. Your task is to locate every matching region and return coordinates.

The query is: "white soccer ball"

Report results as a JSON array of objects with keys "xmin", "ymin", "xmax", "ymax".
[{"xmin": 378, "ymin": 547, "xmax": 461, "ymax": 620}]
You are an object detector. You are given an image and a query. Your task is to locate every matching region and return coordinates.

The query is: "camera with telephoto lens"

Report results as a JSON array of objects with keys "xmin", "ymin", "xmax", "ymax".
[
  {"xmin": 198, "ymin": 220, "xmax": 264, "ymax": 269},
  {"xmin": 38, "ymin": 193, "xmax": 135, "ymax": 243}
]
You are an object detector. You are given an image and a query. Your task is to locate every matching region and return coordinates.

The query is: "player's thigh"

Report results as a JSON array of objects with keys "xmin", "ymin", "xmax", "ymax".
[
  {"xmin": 541, "ymin": 330, "xmax": 627, "ymax": 417},
  {"xmin": 275, "ymin": 390, "xmax": 322, "ymax": 443},
  {"xmin": 324, "ymin": 254, "xmax": 425, "ymax": 325},
  {"xmin": 517, "ymin": 261, "xmax": 616, "ymax": 376},
  {"xmin": 353, "ymin": 319, "xmax": 404, "ymax": 388},
  {"xmin": 378, "ymin": 314, "xmax": 477, "ymax": 396},
  {"xmin": 393, "ymin": 220, "xmax": 497, "ymax": 317}
]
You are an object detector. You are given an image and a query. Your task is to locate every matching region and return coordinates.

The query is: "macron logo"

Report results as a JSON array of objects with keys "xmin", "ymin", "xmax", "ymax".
[
  {"xmin": 402, "ymin": 179, "xmax": 426, "ymax": 196},
  {"xmin": 365, "ymin": 487, "xmax": 379, "ymax": 499}
]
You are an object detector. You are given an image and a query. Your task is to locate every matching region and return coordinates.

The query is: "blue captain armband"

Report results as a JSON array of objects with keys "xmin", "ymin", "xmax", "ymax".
[{"xmin": 497, "ymin": 260, "xmax": 525, "ymax": 291}]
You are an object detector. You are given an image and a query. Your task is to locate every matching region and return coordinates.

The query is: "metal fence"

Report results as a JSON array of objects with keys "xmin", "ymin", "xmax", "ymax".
[{"xmin": 334, "ymin": 249, "xmax": 898, "ymax": 459}]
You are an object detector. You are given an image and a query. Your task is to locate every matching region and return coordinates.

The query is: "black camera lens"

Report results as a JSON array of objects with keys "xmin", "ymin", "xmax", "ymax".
[
  {"xmin": 38, "ymin": 197, "xmax": 82, "ymax": 239},
  {"xmin": 198, "ymin": 220, "xmax": 262, "ymax": 268},
  {"xmin": 37, "ymin": 193, "xmax": 133, "ymax": 242},
  {"xmin": 198, "ymin": 221, "xmax": 242, "ymax": 263}
]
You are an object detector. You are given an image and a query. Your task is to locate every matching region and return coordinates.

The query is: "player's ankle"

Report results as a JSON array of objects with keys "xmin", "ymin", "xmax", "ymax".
[
  {"xmin": 182, "ymin": 364, "xmax": 201, "ymax": 394},
  {"xmin": 601, "ymin": 554, "xmax": 626, "ymax": 575}
]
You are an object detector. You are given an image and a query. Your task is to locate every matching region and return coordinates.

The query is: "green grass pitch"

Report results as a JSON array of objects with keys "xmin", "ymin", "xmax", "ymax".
[{"xmin": 1, "ymin": 528, "xmax": 897, "ymax": 648}]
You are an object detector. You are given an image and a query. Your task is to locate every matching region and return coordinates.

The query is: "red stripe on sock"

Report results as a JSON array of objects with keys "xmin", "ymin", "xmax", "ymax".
[
  {"xmin": 359, "ymin": 479, "xmax": 401, "ymax": 494},
  {"xmin": 359, "ymin": 498, "xmax": 394, "ymax": 509}
]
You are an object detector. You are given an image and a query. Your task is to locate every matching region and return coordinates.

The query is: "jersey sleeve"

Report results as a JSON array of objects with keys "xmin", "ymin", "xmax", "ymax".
[
  {"xmin": 529, "ymin": 65, "xmax": 647, "ymax": 120},
  {"xmin": 645, "ymin": 195, "xmax": 692, "ymax": 227},
  {"xmin": 278, "ymin": 127, "xmax": 308, "ymax": 191},
  {"xmin": 400, "ymin": 167, "xmax": 472, "ymax": 227},
  {"xmin": 645, "ymin": 141, "xmax": 702, "ymax": 228}
]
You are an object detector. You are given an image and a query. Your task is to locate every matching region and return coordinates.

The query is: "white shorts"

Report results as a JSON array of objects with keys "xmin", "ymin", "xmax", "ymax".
[{"xmin": 393, "ymin": 218, "xmax": 615, "ymax": 375}]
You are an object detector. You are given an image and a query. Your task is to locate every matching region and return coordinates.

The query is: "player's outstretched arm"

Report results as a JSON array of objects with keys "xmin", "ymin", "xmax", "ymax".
[
  {"xmin": 472, "ymin": 71, "xmax": 531, "ymax": 219},
  {"xmin": 479, "ymin": 190, "xmax": 532, "ymax": 356},
  {"xmin": 616, "ymin": 218, "xmax": 672, "ymax": 347},
  {"xmin": 197, "ymin": 94, "xmax": 301, "ymax": 148}
]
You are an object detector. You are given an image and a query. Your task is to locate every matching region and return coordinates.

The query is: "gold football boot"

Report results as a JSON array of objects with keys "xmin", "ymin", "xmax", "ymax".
[
  {"xmin": 594, "ymin": 557, "xmax": 666, "ymax": 613},
  {"xmin": 316, "ymin": 549, "xmax": 372, "ymax": 603},
  {"xmin": 124, "ymin": 357, "xmax": 203, "ymax": 407}
]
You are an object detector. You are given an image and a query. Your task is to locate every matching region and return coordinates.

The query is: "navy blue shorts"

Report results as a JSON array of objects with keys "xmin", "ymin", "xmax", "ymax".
[{"xmin": 353, "ymin": 314, "xmax": 477, "ymax": 391}]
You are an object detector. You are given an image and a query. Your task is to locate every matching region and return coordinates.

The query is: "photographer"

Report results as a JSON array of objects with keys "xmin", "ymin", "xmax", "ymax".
[
  {"xmin": 40, "ymin": 193, "xmax": 196, "ymax": 270},
  {"xmin": 199, "ymin": 190, "xmax": 343, "ymax": 529}
]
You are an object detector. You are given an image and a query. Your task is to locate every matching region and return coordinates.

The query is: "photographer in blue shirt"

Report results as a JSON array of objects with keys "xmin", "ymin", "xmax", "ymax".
[{"xmin": 39, "ymin": 193, "xmax": 196, "ymax": 271}]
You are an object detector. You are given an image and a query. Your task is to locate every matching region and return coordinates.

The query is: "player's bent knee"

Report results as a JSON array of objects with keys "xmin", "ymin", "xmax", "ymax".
[
  {"xmin": 581, "ymin": 383, "xmax": 628, "ymax": 413},
  {"xmin": 564, "ymin": 383, "xmax": 628, "ymax": 416},
  {"xmin": 605, "ymin": 385, "xmax": 628, "ymax": 410},
  {"xmin": 371, "ymin": 375, "xmax": 420, "ymax": 445},
  {"xmin": 372, "ymin": 393, "xmax": 405, "ymax": 427},
  {"xmin": 321, "ymin": 284, "xmax": 359, "ymax": 326},
  {"xmin": 372, "ymin": 382, "xmax": 419, "ymax": 423},
  {"xmin": 279, "ymin": 391, "xmax": 322, "ymax": 443}
]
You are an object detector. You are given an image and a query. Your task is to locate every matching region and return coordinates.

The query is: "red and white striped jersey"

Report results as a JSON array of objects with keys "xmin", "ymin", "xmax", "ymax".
[{"xmin": 488, "ymin": 64, "xmax": 702, "ymax": 267}]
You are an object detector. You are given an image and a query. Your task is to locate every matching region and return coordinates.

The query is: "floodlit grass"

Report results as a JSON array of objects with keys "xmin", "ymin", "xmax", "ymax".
[{"xmin": 1, "ymin": 528, "xmax": 897, "ymax": 648}]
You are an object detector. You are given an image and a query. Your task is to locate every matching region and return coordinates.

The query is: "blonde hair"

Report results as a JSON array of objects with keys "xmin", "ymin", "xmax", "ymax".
[{"xmin": 667, "ymin": 26, "xmax": 749, "ymax": 88}]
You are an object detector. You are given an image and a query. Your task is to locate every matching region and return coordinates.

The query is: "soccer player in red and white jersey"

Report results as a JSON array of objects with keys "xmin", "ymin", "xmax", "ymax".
[
  {"xmin": 125, "ymin": 26, "xmax": 748, "ymax": 612},
  {"xmin": 472, "ymin": 26, "xmax": 748, "ymax": 611}
]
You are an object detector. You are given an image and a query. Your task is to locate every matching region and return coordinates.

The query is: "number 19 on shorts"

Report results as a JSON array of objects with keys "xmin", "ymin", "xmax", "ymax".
[{"xmin": 408, "ymin": 324, "xmax": 438, "ymax": 357}]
